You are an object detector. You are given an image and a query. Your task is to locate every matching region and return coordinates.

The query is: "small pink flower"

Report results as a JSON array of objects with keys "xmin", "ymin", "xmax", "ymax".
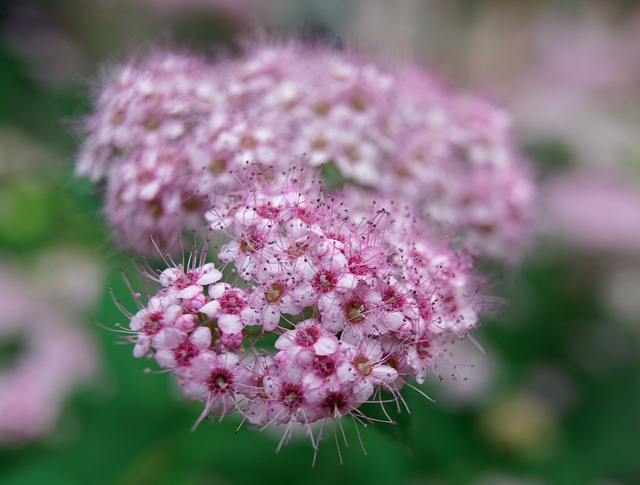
[
  {"xmin": 130, "ymin": 295, "xmax": 183, "ymax": 358},
  {"xmin": 199, "ymin": 283, "xmax": 254, "ymax": 334},
  {"xmin": 275, "ymin": 318, "xmax": 339, "ymax": 357},
  {"xmin": 154, "ymin": 326, "xmax": 212, "ymax": 371},
  {"xmin": 181, "ymin": 351, "xmax": 254, "ymax": 421}
]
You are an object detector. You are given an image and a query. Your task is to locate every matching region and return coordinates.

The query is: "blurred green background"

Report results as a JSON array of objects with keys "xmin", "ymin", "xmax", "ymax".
[{"xmin": 1, "ymin": 1, "xmax": 639, "ymax": 484}]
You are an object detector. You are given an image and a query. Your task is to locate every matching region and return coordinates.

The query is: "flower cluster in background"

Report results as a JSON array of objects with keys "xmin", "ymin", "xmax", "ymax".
[
  {"xmin": 77, "ymin": 41, "xmax": 534, "ymax": 261},
  {"xmin": 0, "ymin": 267, "xmax": 98, "ymax": 445}
]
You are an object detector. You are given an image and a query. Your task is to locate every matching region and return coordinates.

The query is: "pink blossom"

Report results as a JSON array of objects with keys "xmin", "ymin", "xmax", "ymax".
[
  {"xmin": 180, "ymin": 350, "xmax": 254, "ymax": 421},
  {"xmin": 78, "ymin": 40, "xmax": 534, "ymax": 260},
  {"xmin": 118, "ymin": 173, "xmax": 488, "ymax": 452},
  {"xmin": 77, "ymin": 36, "xmax": 535, "ymax": 456},
  {"xmin": 0, "ymin": 271, "xmax": 97, "ymax": 445},
  {"xmin": 543, "ymin": 169, "xmax": 640, "ymax": 255}
]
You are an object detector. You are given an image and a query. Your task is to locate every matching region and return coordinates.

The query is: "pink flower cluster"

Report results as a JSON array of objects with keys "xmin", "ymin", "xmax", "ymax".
[
  {"xmin": 76, "ymin": 40, "xmax": 535, "ymax": 454},
  {"xmin": 123, "ymin": 170, "xmax": 481, "ymax": 450},
  {"xmin": 0, "ymin": 272, "xmax": 97, "ymax": 445},
  {"xmin": 77, "ymin": 41, "xmax": 534, "ymax": 260}
]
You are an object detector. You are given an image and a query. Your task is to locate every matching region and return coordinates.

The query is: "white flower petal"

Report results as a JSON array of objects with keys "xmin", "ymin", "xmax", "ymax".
[
  {"xmin": 218, "ymin": 314, "xmax": 243, "ymax": 334},
  {"xmin": 314, "ymin": 336, "xmax": 338, "ymax": 356}
]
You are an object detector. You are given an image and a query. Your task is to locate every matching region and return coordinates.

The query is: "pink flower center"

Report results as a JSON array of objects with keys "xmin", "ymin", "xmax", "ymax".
[
  {"xmin": 324, "ymin": 392, "xmax": 349, "ymax": 416},
  {"xmin": 173, "ymin": 341, "xmax": 198, "ymax": 367},
  {"xmin": 256, "ymin": 204, "xmax": 280, "ymax": 219},
  {"xmin": 416, "ymin": 339, "xmax": 431, "ymax": 358},
  {"xmin": 219, "ymin": 291, "xmax": 246, "ymax": 314},
  {"xmin": 312, "ymin": 355, "xmax": 336, "ymax": 378},
  {"xmin": 239, "ymin": 231, "xmax": 264, "ymax": 254},
  {"xmin": 348, "ymin": 255, "xmax": 370, "ymax": 276},
  {"xmin": 171, "ymin": 271, "xmax": 191, "ymax": 289},
  {"xmin": 417, "ymin": 297, "xmax": 434, "ymax": 321},
  {"xmin": 312, "ymin": 270, "xmax": 337, "ymax": 293},
  {"xmin": 439, "ymin": 293, "xmax": 458, "ymax": 314},
  {"xmin": 208, "ymin": 370, "xmax": 233, "ymax": 395},
  {"xmin": 142, "ymin": 312, "xmax": 163, "ymax": 335},
  {"xmin": 382, "ymin": 288, "xmax": 405, "ymax": 310},
  {"xmin": 287, "ymin": 241, "xmax": 309, "ymax": 257},
  {"xmin": 295, "ymin": 207, "xmax": 313, "ymax": 223},
  {"xmin": 294, "ymin": 325, "xmax": 320, "ymax": 347},
  {"xmin": 280, "ymin": 384, "xmax": 303, "ymax": 410}
]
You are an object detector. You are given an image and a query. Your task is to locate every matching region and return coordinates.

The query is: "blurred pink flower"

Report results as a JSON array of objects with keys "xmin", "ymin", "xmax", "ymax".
[
  {"xmin": 0, "ymin": 270, "xmax": 98, "ymax": 445},
  {"xmin": 543, "ymin": 169, "xmax": 640, "ymax": 255},
  {"xmin": 514, "ymin": 13, "xmax": 640, "ymax": 167}
]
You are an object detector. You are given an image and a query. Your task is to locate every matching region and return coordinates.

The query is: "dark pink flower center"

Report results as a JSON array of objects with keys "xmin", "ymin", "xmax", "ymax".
[
  {"xmin": 294, "ymin": 325, "xmax": 320, "ymax": 347},
  {"xmin": 439, "ymin": 293, "xmax": 458, "ymax": 314},
  {"xmin": 256, "ymin": 204, "xmax": 280, "ymax": 219},
  {"xmin": 186, "ymin": 269, "xmax": 203, "ymax": 286},
  {"xmin": 280, "ymin": 384, "xmax": 303, "ymax": 410},
  {"xmin": 208, "ymin": 369, "xmax": 234, "ymax": 395},
  {"xmin": 324, "ymin": 392, "xmax": 349, "ymax": 415},
  {"xmin": 417, "ymin": 297, "xmax": 434, "ymax": 321},
  {"xmin": 287, "ymin": 241, "xmax": 309, "ymax": 257},
  {"xmin": 312, "ymin": 270, "xmax": 337, "ymax": 293},
  {"xmin": 173, "ymin": 341, "xmax": 198, "ymax": 367},
  {"xmin": 312, "ymin": 355, "xmax": 336, "ymax": 378},
  {"xmin": 296, "ymin": 207, "xmax": 313, "ymax": 223},
  {"xmin": 239, "ymin": 231, "xmax": 264, "ymax": 254},
  {"xmin": 142, "ymin": 312, "xmax": 163, "ymax": 335},
  {"xmin": 219, "ymin": 291, "xmax": 245, "ymax": 314},
  {"xmin": 416, "ymin": 338, "xmax": 431, "ymax": 358},
  {"xmin": 382, "ymin": 288, "xmax": 405, "ymax": 310},
  {"xmin": 348, "ymin": 255, "xmax": 370, "ymax": 276}
]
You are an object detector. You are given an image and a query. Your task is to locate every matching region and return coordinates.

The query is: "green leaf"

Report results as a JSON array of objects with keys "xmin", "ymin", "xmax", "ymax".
[{"xmin": 320, "ymin": 162, "xmax": 345, "ymax": 191}]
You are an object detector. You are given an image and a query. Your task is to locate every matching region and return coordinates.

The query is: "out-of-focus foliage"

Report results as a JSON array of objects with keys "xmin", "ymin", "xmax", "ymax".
[{"xmin": 1, "ymin": 1, "xmax": 639, "ymax": 484}]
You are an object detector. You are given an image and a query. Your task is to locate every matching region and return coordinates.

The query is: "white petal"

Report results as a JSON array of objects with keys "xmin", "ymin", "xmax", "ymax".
[
  {"xmin": 314, "ymin": 336, "xmax": 338, "ymax": 356},
  {"xmin": 154, "ymin": 327, "xmax": 185, "ymax": 349},
  {"xmin": 209, "ymin": 282, "xmax": 229, "ymax": 299},
  {"xmin": 218, "ymin": 314, "xmax": 243, "ymax": 334},
  {"xmin": 261, "ymin": 307, "xmax": 281, "ymax": 331},
  {"xmin": 159, "ymin": 267, "xmax": 183, "ymax": 287},
  {"xmin": 336, "ymin": 273, "xmax": 358, "ymax": 292},
  {"xmin": 177, "ymin": 285, "xmax": 202, "ymax": 300},
  {"xmin": 199, "ymin": 300, "xmax": 220, "ymax": 317},
  {"xmin": 155, "ymin": 349, "xmax": 177, "ymax": 369},
  {"xmin": 133, "ymin": 339, "xmax": 150, "ymax": 358},
  {"xmin": 182, "ymin": 380, "xmax": 209, "ymax": 401},
  {"xmin": 196, "ymin": 264, "xmax": 223, "ymax": 285},
  {"xmin": 190, "ymin": 353, "xmax": 215, "ymax": 379},
  {"xmin": 191, "ymin": 326, "xmax": 212, "ymax": 349},
  {"xmin": 372, "ymin": 365, "xmax": 398, "ymax": 384},
  {"xmin": 336, "ymin": 361, "xmax": 357, "ymax": 382},
  {"xmin": 384, "ymin": 312, "xmax": 406, "ymax": 332},
  {"xmin": 217, "ymin": 352, "xmax": 240, "ymax": 368},
  {"xmin": 274, "ymin": 332, "xmax": 294, "ymax": 351}
]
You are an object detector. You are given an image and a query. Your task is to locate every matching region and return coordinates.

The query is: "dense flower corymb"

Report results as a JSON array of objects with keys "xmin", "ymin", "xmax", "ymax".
[{"xmin": 118, "ymin": 170, "xmax": 486, "ymax": 456}]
